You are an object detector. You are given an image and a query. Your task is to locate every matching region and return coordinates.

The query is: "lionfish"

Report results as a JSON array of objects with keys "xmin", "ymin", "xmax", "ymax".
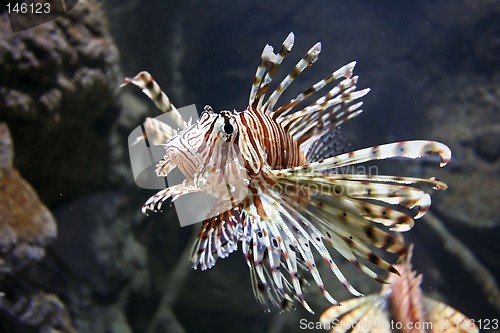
[
  {"xmin": 320, "ymin": 244, "xmax": 478, "ymax": 333},
  {"xmin": 122, "ymin": 33, "xmax": 451, "ymax": 313}
]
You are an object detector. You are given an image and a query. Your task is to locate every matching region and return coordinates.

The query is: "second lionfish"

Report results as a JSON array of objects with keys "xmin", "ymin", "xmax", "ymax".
[
  {"xmin": 320, "ymin": 244, "xmax": 478, "ymax": 333},
  {"xmin": 123, "ymin": 33, "xmax": 451, "ymax": 313}
]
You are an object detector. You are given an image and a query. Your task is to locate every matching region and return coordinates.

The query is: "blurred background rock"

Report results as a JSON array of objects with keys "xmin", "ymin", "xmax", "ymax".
[
  {"xmin": 0, "ymin": 0, "xmax": 121, "ymax": 206},
  {"xmin": 0, "ymin": 0, "xmax": 499, "ymax": 332}
]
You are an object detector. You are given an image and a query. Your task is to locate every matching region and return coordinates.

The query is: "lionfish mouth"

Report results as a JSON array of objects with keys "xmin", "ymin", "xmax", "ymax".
[{"xmin": 122, "ymin": 32, "xmax": 451, "ymax": 314}]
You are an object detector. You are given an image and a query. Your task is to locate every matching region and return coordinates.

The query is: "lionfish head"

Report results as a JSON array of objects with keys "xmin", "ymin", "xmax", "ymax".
[{"xmin": 164, "ymin": 107, "xmax": 249, "ymax": 193}]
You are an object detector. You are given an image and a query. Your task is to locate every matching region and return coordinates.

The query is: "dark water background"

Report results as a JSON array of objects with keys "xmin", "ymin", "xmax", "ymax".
[{"xmin": 0, "ymin": 0, "xmax": 499, "ymax": 332}]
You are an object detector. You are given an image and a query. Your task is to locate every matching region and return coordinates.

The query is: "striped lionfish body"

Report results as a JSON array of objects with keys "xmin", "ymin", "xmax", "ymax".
[{"xmin": 122, "ymin": 33, "xmax": 451, "ymax": 313}]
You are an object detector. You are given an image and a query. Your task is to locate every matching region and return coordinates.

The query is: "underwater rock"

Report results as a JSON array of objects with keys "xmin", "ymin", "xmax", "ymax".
[
  {"xmin": 0, "ymin": 122, "xmax": 13, "ymax": 170},
  {"xmin": 36, "ymin": 191, "xmax": 150, "ymax": 333},
  {"xmin": 0, "ymin": 123, "xmax": 57, "ymax": 274},
  {"xmin": 108, "ymin": 91, "xmax": 152, "ymax": 186},
  {"xmin": 423, "ymin": 76, "xmax": 500, "ymax": 228},
  {"xmin": 0, "ymin": 0, "xmax": 121, "ymax": 205},
  {"xmin": 51, "ymin": 192, "xmax": 149, "ymax": 300},
  {"xmin": 0, "ymin": 123, "xmax": 69, "ymax": 332},
  {"xmin": 2, "ymin": 292, "xmax": 75, "ymax": 333},
  {"xmin": 473, "ymin": 124, "xmax": 500, "ymax": 163}
]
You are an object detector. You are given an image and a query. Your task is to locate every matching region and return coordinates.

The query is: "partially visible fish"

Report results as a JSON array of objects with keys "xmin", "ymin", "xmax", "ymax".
[
  {"xmin": 320, "ymin": 244, "xmax": 479, "ymax": 333},
  {"xmin": 122, "ymin": 33, "xmax": 452, "ymax": 313}
]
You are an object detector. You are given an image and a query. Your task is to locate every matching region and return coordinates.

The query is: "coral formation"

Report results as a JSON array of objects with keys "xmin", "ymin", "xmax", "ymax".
[
  {"xmin": 0, "ymin": 122, "xmax": 56, "ymax": 274},
  {"xmin": 2, "ymin": 292, "xmax": 74, "ymax": 333},
  {"xmin": 0, "ymin": 123, "xmax": 73, "ymax": 332},
  {"xmin": 0, "ymin": 0, "xmax": 121, "ymax": 205},
  {"xmin": 44, "ymin": 192, "xmax": 150, "ymax": 333}
]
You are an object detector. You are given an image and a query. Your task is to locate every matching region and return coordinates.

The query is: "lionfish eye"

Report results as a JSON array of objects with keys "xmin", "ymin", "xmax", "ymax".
[{"xmin": 223, "ymin": 123, "xmax": 234, "ymax": 135}]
